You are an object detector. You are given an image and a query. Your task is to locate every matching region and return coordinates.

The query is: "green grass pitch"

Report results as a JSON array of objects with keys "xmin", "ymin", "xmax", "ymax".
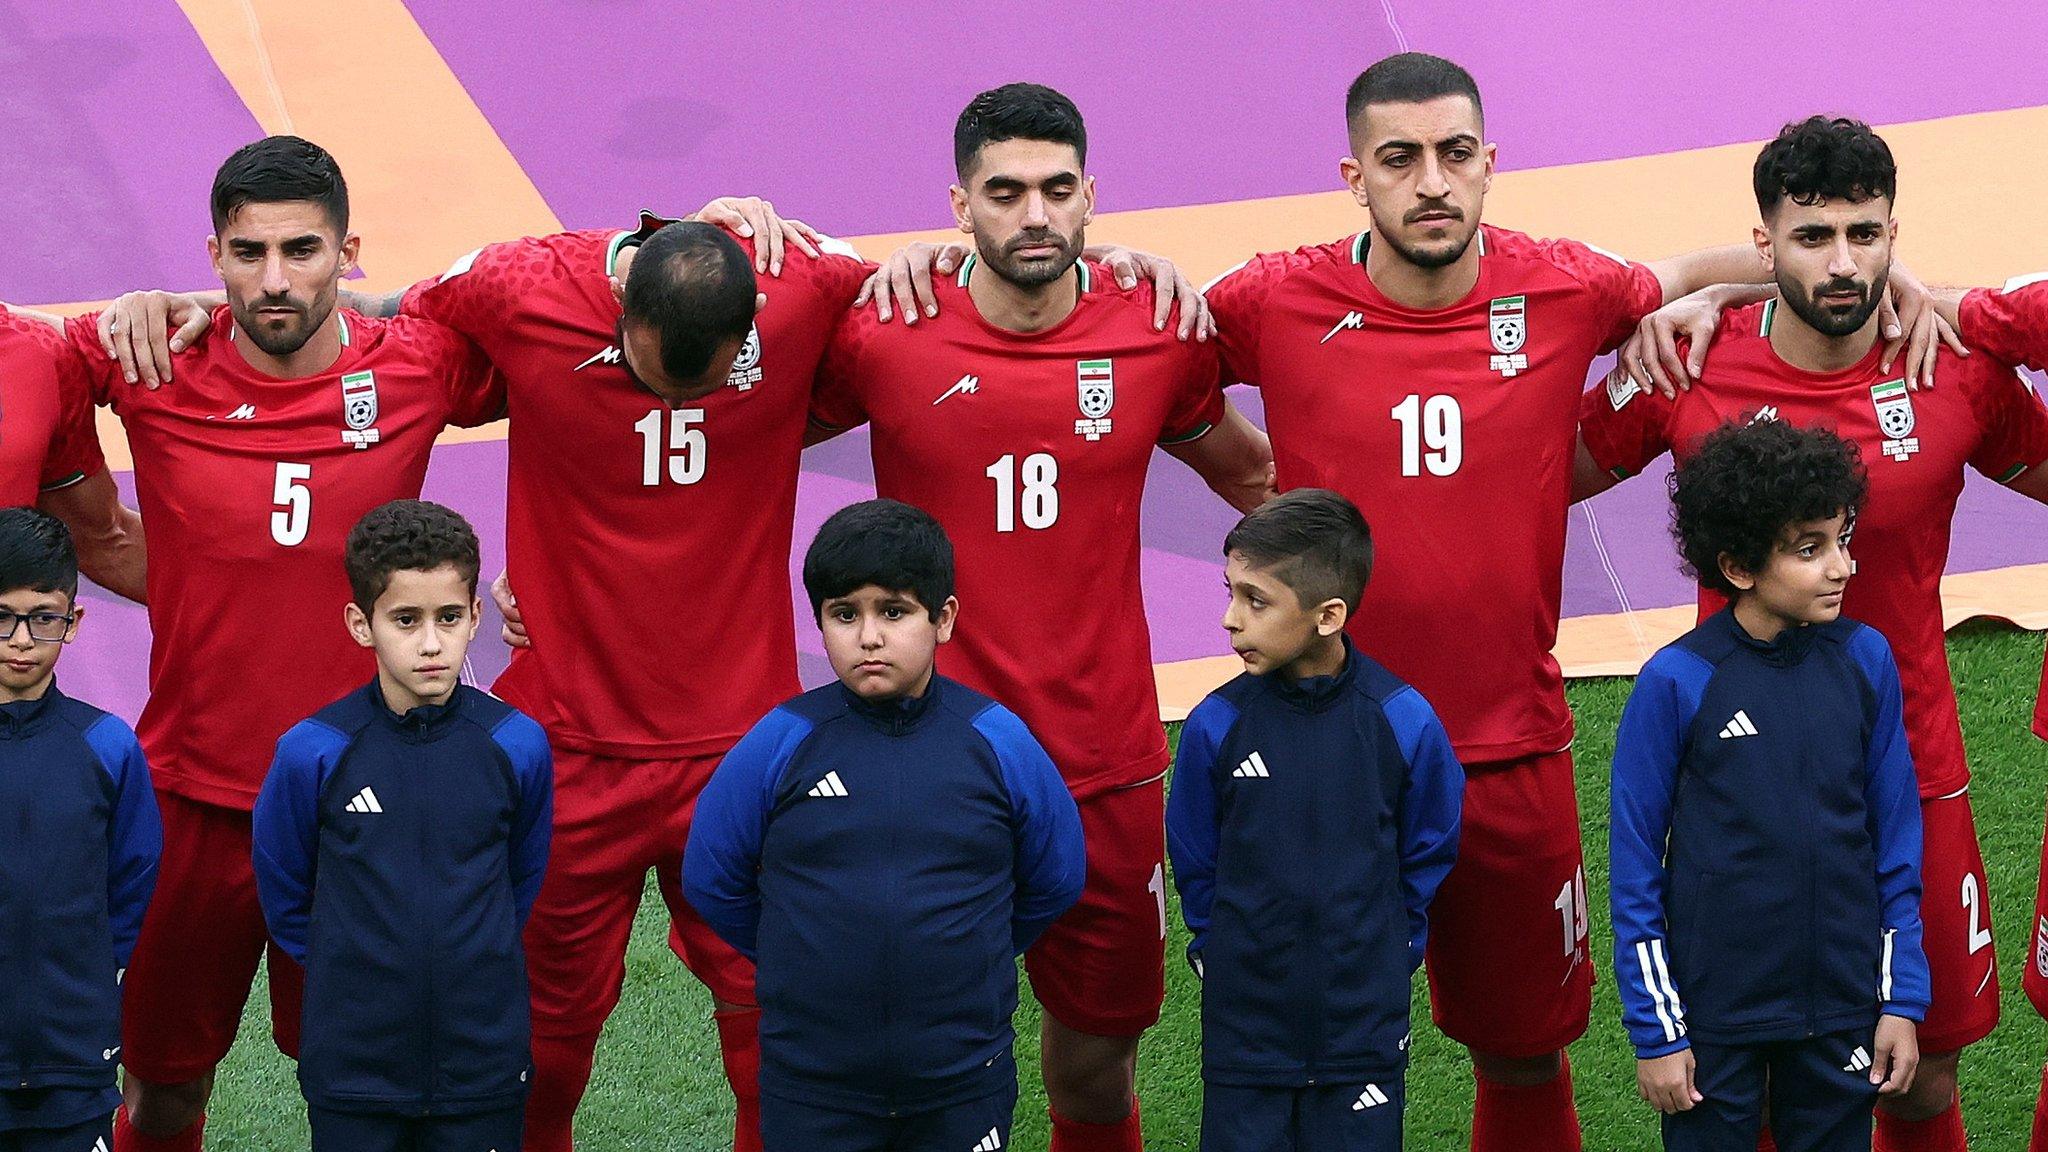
[{"xmin": 206, "ymin": 625, "xmax": 2048, "ymax": 1149}]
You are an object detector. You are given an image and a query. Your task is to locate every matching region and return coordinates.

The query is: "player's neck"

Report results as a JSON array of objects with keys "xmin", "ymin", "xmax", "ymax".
[
  {"xmin": 1364, "ymin": 237, "xmax": 1480, "ymax": 311},
  {"xmin": 1768, "ymin": 308, "xmax": 1880, "ymax": 375},
  {"xmin": 1276, "ymin": 634, "xmax": 1347, "ymax": 683},
  {"xmin": 231, "ymin": 315, "xmax": 345, "ymax": 378},
  {"xmin": 966, "ymin": 261, "xmax": 1080, "ymax": 334}
]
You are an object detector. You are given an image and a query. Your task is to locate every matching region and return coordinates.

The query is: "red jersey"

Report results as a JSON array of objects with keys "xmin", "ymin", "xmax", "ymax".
[
  {"xmin": 812, "ymin": 257, "xmax": 1224, "ymax": 796},
  {"xmin": 403, "ymin": 219, "xmax": 873, "ymax": 758},
  {"xmin": 1581, "ymin": 298, "xmax": 2048, "ymax": 797},
  {"xmin": 66, "ymin": 308, "xmax": 501, "ymax": 808},
  {"xmin": 0, "ymin": 313, "xmax": 104, "ymax": 503},
  {"xmin": 1206, "ymin": 226, "xmax": 1662, "ymax": 764},
  {"xmin": 1959, "ymin": 277, "xmax": 2048, "ymax": 740}
]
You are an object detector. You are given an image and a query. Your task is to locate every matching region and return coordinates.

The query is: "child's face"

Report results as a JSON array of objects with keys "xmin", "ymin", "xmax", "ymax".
[
  {"xmin": 0, "ymin": 587, "xmax": 78, "ymax": 702},
  {"xmin": 1221, "ymin": 552, "xmax": 1344, "ymax": 677},
  {"xmin": 345, "ymin": 564, "xmax": 480, "ymax": 710},
  {"xmin": 1723, "ymin": 512, "xmax": 1854, "ymax": 631},
  {"xmin": 819, "ymin": 585, "xmax": 956, "ymax": 701}
]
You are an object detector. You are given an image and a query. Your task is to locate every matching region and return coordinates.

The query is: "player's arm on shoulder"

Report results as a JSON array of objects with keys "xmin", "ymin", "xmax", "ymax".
[
  {"xmin": 43, "ymin": 470, "xmax": 146, "ymax": 604},
  {"xmin": 84, "ymin": 716, "xmax": 161, "ymax": 972},
  {"xmin": 1383, "ymin": 687, "xmax": 1463, "ymax": 973},
  {"xmin": 88, "ymin": 291, "xmax": 224, "ymax": 388},
  {"xmin": 1085, "ymin": 244, "xmax": 1214, "ymax": 341},
  {"xmin": 494, "ymin": 712, "xmax": 555, "ymax": 925},
  {"xmin": 681, "ymin": 710, "xmax": 812, "ymax": 960},
  {"xmin": 1573, "ymin": 361, "xmax": 1675, "ymax": 503},
  {"xmin": 1163, "ymin": 398, "xmax": 1274, "ymax": 513},
  {"xmin": 250, "ymin": 724, "xmax": 337, "ymax": 965},
  {"xmin": 688, "ymin": 196, "xmax": 824, "ymax": 277},
  {"xmin": 977, "ymin": 706, "xmax": 1085, "ymax": 953},
  {"xmin": 1956, "ymin": 276, "xmax": 2048, "ymax": 370},
  {"xmin": 1165, "ymin": 694, "xmax": 1236, "ymax": 972},
  {"xmin": 1614, "ymin": 283, "xmax": 1776, "ymax": 398},
  {"xmin": 1609, "ymin": 653, "xmax": 1700, "ymax": 1061}
]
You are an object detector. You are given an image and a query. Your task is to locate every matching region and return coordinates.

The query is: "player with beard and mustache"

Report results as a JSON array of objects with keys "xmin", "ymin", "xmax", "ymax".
[
  {"xmin": 6, "ymin": 136, "xmax": 507, "ymax": 1152},
  {"xmin": 808, "ymin": 83, "xmax": 1274, "ymax": 1152},
  {"xmin": 1577, "ymin": 116, "xmax": 2048, "ymax": 1152}
]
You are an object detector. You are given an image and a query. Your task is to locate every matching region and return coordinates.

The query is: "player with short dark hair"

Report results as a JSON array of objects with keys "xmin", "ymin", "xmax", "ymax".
[
  {"xmin": 0, "ymin": 507, "xmax": 161, "ymax": 1152},
  {"xmin": 686, "ymin": 498, "xmax": 1083, "ymax": 1152},
  {"xmin": 255, "ymin": 498, "xmax": 551, "ymax": 1152},
  {"xmin": 1579, "ymin": 115, "xmax": 2048, "ymax": 1152},
  {"xmin": 1614, "ymin": 419, "xmax": 1928, "ymax": 1151},
  {"xmin": 1198, "ymin": 53, "xmax": 1841, "ymax": 1150},
  {"xmin": 1170, "ymin": 488, "xmax": 1460, "ymax": 1152},
  {"xmin": 810, "ymin": 81, "xmax": 1274, "ymax": 1152},
  {"xmin": 2, "ymin": 135, "xmax": 506, "ymax": 1152}
]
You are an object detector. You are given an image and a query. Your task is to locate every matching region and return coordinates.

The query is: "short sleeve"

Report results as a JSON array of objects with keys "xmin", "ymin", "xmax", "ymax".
[
  {"xmin": 809, "ymin": 311, "xmax": 872, "ymax": 433},
  {"xmin": 1536, "ymin": 237, "xmax": 1665, "ymax": 352},
  {"xmin": 419, "ymin": 320, "xmax": 507, "ymax": 429},
  {"xmin": 1578, "ymin": 363, "xmax": 1677, "ymax": 479},
  {"xmin": 1202, "ymin": 249, "xmax": 1303, "ymax": 389},
  {"xmin": 402, "ymin": 237, "xmax": 550, "ymax": 353},
  {"xmin": 42, "ymin": 344, "xmax": 105, "ymax": 489},
  {"xmin": 792, "ymin": 241, "xmax": 879, "ymax": 312},
  {"xmin": 1161, "ymin": 311, "xmax": 1226, "ymax": 445},
  {"xmin": 60, "ymin": 313, "xmax": 124, "ymax": 406},
  {"xmin": 1959, "ymin": 279, "xmax": 2048, "ymax": 371},
  {"xmin": 1960, "ymin": 360, "xmax": 2048, "ymax": 483}
]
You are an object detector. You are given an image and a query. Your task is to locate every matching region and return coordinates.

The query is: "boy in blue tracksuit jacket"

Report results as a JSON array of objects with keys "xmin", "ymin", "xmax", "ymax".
[
  {"xmin": 1167, "ymin": 489, "xmax": 1463, "ymax": 1152},
  {"xmin": 1611, "ymin": 421, "xmax": 1928, "ymax": 1152},
  {"xmin": 684, "ymin": 499, "xmax": 1085, "ymax": 1152},
  {"xmin": 253, "ymin": 501, "xmax": 552, "ymax": 1152},
  {"xmin": 0, "ymin": 509, "xmax": 160, "ymax": 1152}
]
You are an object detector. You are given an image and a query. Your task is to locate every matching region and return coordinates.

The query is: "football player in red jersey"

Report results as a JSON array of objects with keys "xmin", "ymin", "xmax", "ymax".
[
  {"xmin": 7, "ymin": 137, "xmax": 506, "ymax": 1152},
  {"xmin": 1577, "ymin": 117, "xmax": 2048, "ymax": 1152},
  {"xmin": 809, "ymin": 83, "xmax": 1272, "ymax": 1152},
  {"xmin": 1190, "ymin": 56, "xmax": 1942, "ymax": 1152}
]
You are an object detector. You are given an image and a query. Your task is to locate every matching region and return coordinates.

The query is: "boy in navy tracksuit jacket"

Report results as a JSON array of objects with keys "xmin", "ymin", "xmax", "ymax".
[
  {"xmin": 253, "ymin": 501, "xmax": 552, "ymax": 1152},
  {"xmin": 1611, "ymin": 421, "xmax": 1928, "ymax": 1152},
  {"xmin": 1167, "ymin": 489, "xmax": 1463, "ymax": 1152},
  {"xmin": 684, "ymin": 499, "xmax": 1085, "ymax": 1152},
  {"xmin": 0, "ymin": 509, "xmax": 160, "ymax": 1152}
]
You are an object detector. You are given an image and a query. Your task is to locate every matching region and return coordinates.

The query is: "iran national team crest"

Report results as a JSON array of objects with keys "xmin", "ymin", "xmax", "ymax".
[
  {"xmin": 1488, "ymin": 295, "xmax": 1529, "ymax": 377},
  {"xmin": 340, "ymin": 370, "xmax": 380, "ymax": 449},
  {"xmin": 1870, "ymin": 379, "xmax": 1919, "ymax": 461},
  {"xmin": 1075, "ymin": 358, "xmax": 1114, "ymax": 441},
  {"xmin": 726, "ymin": 324, "xmax": 762, "ymax": 391}
]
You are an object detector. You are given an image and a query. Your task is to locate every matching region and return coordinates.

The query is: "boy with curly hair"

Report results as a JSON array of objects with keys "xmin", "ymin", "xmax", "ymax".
[{"xmin": 1610, "ymin": 419, "xmax": 1929, "ymax": 1152}]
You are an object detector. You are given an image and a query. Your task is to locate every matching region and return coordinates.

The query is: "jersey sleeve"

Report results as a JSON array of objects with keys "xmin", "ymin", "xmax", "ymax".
[
  {"xmin": 1579, "ymin": 364, "xmax": 1678, "ymax": 479},
  {"xmin": 1165, "ymin": 691, "xmax": 1238, "ymax": 975},
  {"xmin": 1959, "ymin": 279, "xmax": 2048, "ymax": 370},
  {"xmin": 419, "ymin": 321, "xmax": 508, "ymax": 429},
  {"xmin": 792, "ymin": 239, "xmax": 879, "ymax": 312},
  {"xmin": 1380, "ymin": 686, "xmax": 1464, "ymax": 974},
  {"xmin": 490, "ymin": 710, "xmax": 555, "ymax": 926},
  {"xmin": 974, "ymin": 704, "xmax": 1087, "ymax": 953},
  {"xmin": 1610, "ymin": 648, "xmax": 1709, "ymax": 1058},
  {"xmin": 401, "ymin": 238, "xmax": 545, "ymax": 351},
  {"xmin": 1202, "ymin": 250, "xmax": 1303, "ymax": 389},
  {"xmin": 43, "ymin": 338, "xmax": 106, "ymax": 490},
  {"xmin": 1538, "ymin": 237, "xmax": 1666, "ymax": 353},
  {"xmin": 1960, "ymin": 361, "xmax": 2048, "ymax": 484},
  {"xmin": 807, "ymin": 310, "xmax": 872, "ymax": 434},
  {"xmin": 1847, "ymin": 627, "xmax": 1932, "ymax": 1021},
  {"xmin": 1160, "ymin": 333, "xmax": 1227, "ymax": 446},
  {"xmin": 83, "ymin": 714, "xmax": 160, "ymax": 974},
  {"xmin": 251, "ymin": 721, "xmax": 348, "ymax": 965},
  {"xmin": 680, "ymin": 707, "xmax": 815, "ymax": 960},
  {"xmin": 60, "ymin": 313, "xmax": 124, "ymax": 407}
]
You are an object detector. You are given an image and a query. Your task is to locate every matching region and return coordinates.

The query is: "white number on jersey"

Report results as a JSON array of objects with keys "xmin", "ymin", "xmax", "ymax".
[
  {"xmin": 1554, "ymin": 867, "xmax": 1589, "ymax": 958},
  {"xmin": 1392, "ymin": 393, "xmax": 1463, "ymax": 477},
  {"xmin": 986, "ymin": 452, "xmax": 1060, "ymax": 532},
  {"xmin": 635, "ymin": 408, "xmax": 708, "ymax": 486},
  {"xmin": 1962, "ymin": 871, "xmax": 1994, "ymax": 954},
  {"xmin": 1147, "ymin": 862, "xmax": 1168, "ymax": 942},
  {"xmin": 270, "ymin": 462, "xmax": 313, "ymax": 546}
]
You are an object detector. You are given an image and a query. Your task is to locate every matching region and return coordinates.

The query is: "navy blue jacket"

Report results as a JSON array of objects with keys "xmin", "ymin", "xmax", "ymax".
[
  {"xmin": 0, "ymin": 686, "xmax": 160, "ymax": 1101},
  {"xmin": 1166, "ymin": 642, "xmax": 1463, "ymax": 1086},
  {"xmin": 683, "ymin": 676, "xmax": 1085, "ymax": 1115},
  {"xmin": 252, "ymin": 682, "xmax": 552, "ymax": 1114},
  {"xmin": 1611, "ymin": 611, "xmax": 1929, "ymax": 1057}
]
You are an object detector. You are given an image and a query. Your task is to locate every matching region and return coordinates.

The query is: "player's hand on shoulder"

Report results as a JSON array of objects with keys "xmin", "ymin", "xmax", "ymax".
[
  {"xmin": 493, "ymin": 570, "xmax": 531, "ymax": 650},
  {"xmin": 853, "ymin": 241, "xmax": 970, "ymax": 326},
  {"xmin": 690, "ymin": 197, "xmax": 822, "ymax": 277},
  {"xmin": 1086, "ymin": 244, "xmax": 1215, "ymax": 342},
  {"xmin": 1871, "ymin": 1014, "xmax": 1919, "ymax": 1097},
  {"xmin": 1621, "ymin": 287, "xmax": 1730, "ymax": 399},
  {"xmin": 100, "ymin": 290, "xmax": 213, "ymax": 388},
  {"xmin": 1880, "ymin": 262, "xmax": 1964, "ymax": 392},
  {"xmin": 1635, "ymin": 1049, "xmax": 1701, "ymax": 1114}
]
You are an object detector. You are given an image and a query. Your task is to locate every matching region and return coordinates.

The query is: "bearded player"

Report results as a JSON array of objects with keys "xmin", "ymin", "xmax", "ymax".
[{"xmin": 809, "ymin": 83, "xmax": 1272, "ymax": 1152}]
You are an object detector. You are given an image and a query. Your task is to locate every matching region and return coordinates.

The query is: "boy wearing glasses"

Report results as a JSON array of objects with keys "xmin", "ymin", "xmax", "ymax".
[{"xmin": 0, "ymin": 507, "xmax": 162, "ymax": 1152}]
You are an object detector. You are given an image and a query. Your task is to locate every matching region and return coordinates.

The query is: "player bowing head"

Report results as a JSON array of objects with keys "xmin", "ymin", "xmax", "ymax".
[
  {"xmin": 613, "ymin": 221, "xmax": 759, "ymax": 405},
  {"xmin": 1340, "ymin": 53, "xmax": 1494, "ymax": 272},
  {"xmin": 208, "ymin": 136, "xmax": 357, "ymax": 364},
  {"xmin": 951, "ymin": 83, "xmax": 1094, "ymax": 294},
  {"xmin": 1752, "ymin": 116, "xmax": 1897, "ymax": 340}
]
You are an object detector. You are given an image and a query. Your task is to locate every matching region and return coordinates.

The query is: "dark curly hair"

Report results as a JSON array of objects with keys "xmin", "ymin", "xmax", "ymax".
[
  {"xmin": 344, "ymin": 500, "xmax": 481, "ymax": 612},
  {"xmin": 1753, "ymin": 115, "xmax": 1896, "ymax": 216},
  {"xmin": 1669, "ymin": 419, "xmax": 1867, "ymax": 596}
]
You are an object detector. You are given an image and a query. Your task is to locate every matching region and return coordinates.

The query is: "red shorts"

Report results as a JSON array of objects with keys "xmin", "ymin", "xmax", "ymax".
[
  {"xmin": 121, "ymin": 792, "xmax": 304, "ymax": 1084},
  {"xmin": 1425, "ymin": 748, "xmax": 1591, "ymax": 1057},
  {"xmin": 1023, "ymin": 776, "xmax": 1168, "ymax": 1037},
  {"xmin": 1916, "ymin": 790, "xmax": 1998, "ymax": 1052},
  {"xmin": 524, "ymin": 747, "xmax": 754, "ymax": 1039}
]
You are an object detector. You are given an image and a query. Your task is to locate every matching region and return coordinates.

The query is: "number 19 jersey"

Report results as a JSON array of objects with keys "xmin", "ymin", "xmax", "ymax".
[
  {"xmin": 1205, "ymin": 227, "xmax": 1663, "ymax": 765},
  {"xmin": 65, "ymin": 309, "xmax": 501, "ymax": 808},
  {"xmin": 811, "ymin": 259, "xmax": 1223, "ymax": 797}
]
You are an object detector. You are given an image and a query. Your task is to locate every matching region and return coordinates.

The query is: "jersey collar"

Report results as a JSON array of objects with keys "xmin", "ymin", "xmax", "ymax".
[
  {"xmin": 953, "ymin": 252, "xmax": 1093, "ymax": 292},
  {"xmin": 607, "ymin": 209, "xmax": 690, "ymax": 279}
]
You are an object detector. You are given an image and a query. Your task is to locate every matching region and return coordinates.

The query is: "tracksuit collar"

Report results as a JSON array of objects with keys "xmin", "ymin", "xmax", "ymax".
[
  {"xmin": 1269, "ymin": 636, "xmax": 1358, "ymax": 711},
  {"xmin": 1714, "ymin": 605, "xmax": 1818, "ymax": 667},
  {"xmin": 365, "ymin": 679, "xmax": 465, "ymax": 739},
  {"xmin": 840, "ymin": 673, "xmax": 942, "ymax": 734},
  {"xmin": 0, "ymin": 681, "xmax": 61, "ymax": 737}
]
